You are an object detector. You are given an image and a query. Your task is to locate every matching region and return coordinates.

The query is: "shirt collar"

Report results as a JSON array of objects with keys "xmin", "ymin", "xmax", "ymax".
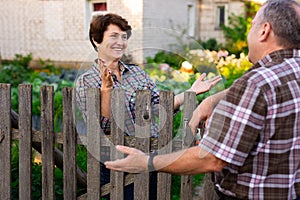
[
  {"xmin": 92, "ymin": 60, "xmax": 129, "ymax": 75},
  {"xmin": 249, "ymin": 48, "xmax": 300, "ymax": 71}
]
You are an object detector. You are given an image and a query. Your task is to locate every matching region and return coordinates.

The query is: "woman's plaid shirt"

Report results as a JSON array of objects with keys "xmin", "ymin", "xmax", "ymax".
[{"xmin": 75, "ymin": 61, "xmax": 160, "ymax": 136}]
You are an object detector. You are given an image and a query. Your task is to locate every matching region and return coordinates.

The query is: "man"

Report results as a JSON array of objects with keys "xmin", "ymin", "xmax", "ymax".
[{"xmin": 105, "ymin": 0, "xmax": 300, "ymax": 199}]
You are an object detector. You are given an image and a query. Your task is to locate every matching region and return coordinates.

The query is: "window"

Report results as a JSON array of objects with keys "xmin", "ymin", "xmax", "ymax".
[
  {"xmin": 216, "ymin": 5, "xmax": 225, "ymax": 29},
  {"xmin": 91, "ymin": 0, "xmax": 107, "ymax": 16},
  {"xmin": 187, "ymin": 3, "xmax": 196, "ymax": 37},
  {"xmin": 85, "ymin": 0, "xmax": 107, "ymax": 38},
  {"xmin": 93, "ymin": 2, "xmax": 107, "ymax": 12}
]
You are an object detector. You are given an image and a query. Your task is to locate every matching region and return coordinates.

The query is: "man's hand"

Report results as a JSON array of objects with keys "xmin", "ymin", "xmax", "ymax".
[
  {"xmin": 105, "ymin": 145, "xmax": 149, "ymax": 173},
  {"xmin": 189, "ymin": 97, "xmax": 214, "ymax": 134},
  {"xmin": 189, "ymin": 89, "xmax": 228, "ymax": 134},
  {"xmin": 189, "ymin": 74, "xmax": 222, "ymax": 95}
]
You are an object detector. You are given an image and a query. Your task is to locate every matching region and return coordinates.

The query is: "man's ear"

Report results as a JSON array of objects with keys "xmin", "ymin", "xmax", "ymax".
[{"xmin": 259, "ymin": 22, "xmax": 271, "ymax": 42}]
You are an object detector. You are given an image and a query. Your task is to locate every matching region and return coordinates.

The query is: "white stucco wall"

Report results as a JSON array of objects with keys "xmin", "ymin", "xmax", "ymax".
[
  {"xmin": 0, "ymin": 0, "xmax": 246, "ymax": 67},
  {"xmin": 142, "ymin": 0, "xmax": 199, "ymax": 61},
  {"xmin": 0, "ymin": 0, "xmax": 90, "ymax": 66}
]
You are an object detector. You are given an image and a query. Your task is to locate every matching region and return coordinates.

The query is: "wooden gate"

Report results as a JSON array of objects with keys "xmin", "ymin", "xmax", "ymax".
[{"xmin": 0, "ymin": 83, "xmax": 199, "ymax": 200}]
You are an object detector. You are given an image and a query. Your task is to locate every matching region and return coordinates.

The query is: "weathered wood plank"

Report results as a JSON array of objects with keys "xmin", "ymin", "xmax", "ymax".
[
  {"xmin": 0, "ymin": 84, "xmax": 11, "ymax": 200},
  {"xmin": 63, "ymin": 88, "xmax": 77, "ymax": 199},
  {"xmin": 110, "ymin": 88, "xmax": 125, "ymax": 200},
  {"xmin": 181, "ymin": 91, "xmax": 196, "ymax": 200},
  {"xmin": 12, "ymin": 128, "xmax": 183, "ymax": 151},
  {"xmin": 134, "ymin": 90, "xmax": 151, "ymax": 200},
  {"xmin": 87, "ymin": 88, "xmax": 101, "ymax": 200},
  {"xmin": 157, "ymin": 90, "xmax": 174, "ymax": 200},
  {"xmin": 10, "ymin": 109, "xmax": 88, "ymax": 188},
  {"xmin": 41, "ymin": 86, "xmax": 55, "ymax": 200},
  {"xmin": 18, "ymin": 84, "xmax": 32, "ymax": 200}
]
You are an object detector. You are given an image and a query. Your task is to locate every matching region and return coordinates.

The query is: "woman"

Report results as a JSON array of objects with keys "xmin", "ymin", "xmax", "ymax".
[
  {"xmin": 76, "ymin": 13, "xmax": 221, "ymax": 199},
  {"xmin": 76, "ymin": 13, "xmax": 222, "ymax": 136}
]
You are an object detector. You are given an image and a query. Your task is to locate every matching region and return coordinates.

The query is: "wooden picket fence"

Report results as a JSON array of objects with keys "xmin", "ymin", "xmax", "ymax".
[{"xmin": 0, "ymin": 83, "xmax": 198, "ymax": 200}]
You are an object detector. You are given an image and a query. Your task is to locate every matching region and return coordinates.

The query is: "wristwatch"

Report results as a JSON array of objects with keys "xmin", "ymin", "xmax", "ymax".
[{"xmin": 148, "ymin": 150, "xmax": 158, "ymax": 172}]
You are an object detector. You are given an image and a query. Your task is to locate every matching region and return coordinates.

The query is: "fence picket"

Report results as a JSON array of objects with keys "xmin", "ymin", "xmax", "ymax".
[
  {"xmin": 157, "ymin": 90, "xmax": 174, "ymax": 200},
  {"xmin": 19, "ymin": 84, "xmax": 32, "ymax": 200},
  {"xmin": 63, "ymin": 88, "xmax": 77, "ymax": 199},
  {"xmin": 134, "ymin": 90, "xmax": 151, "ymax": 200},
  {"xmin": 0, "ymin": 84, "xmax": 11, "ymax": 200},
  {"xmin": 181, "ymin": 91, "xmax": 196, "ymax": 200},
  {"xmin": 41, "ymin": 86, "xmax": 55, "ymax": 200},
  {"xmin": 110, "ymin": 88, "xmax": 125, "ymax": 199},
  {"xmin": 87, "ymin": 88, "xmax": 101, "ymax": 200}
]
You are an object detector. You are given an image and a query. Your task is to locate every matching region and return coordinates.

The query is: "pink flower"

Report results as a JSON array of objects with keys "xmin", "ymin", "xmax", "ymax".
[{"xmin": 159, "ymin": 63, "xmax": 170, "ymax": 71}]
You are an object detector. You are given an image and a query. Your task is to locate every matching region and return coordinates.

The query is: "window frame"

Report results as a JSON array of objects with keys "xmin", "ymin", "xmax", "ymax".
[{"xmin": 215, "ymin": 4, "xmax": 227, "ymax": 30}]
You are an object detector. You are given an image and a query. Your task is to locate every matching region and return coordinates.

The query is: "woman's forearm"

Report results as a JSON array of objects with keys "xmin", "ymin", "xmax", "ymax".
[{"xmin": 101, "ymin": 88, "xmax": 112, "ymax": 118}]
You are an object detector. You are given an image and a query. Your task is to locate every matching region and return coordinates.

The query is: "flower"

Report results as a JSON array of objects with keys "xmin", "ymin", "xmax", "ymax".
[
  {"xmin": 180, "ymin": 61, "xmax": 194, "ymax": 74},
  {"xmin": 159, "ymin": 63, "xmax": 170, "ymax": 71}
]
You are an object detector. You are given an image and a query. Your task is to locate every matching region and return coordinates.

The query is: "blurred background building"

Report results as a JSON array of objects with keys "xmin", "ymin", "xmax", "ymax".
[{"xmin": 0, "ymin": 0, "xmax": 264, "ymax": 67}]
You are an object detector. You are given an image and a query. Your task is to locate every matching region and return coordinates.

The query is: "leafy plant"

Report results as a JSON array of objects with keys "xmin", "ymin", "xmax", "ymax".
[
  {"xmin": 222, "ymin": 14, "xmax": 248, "ymax": 55},
  {"xmin": 11, "ymin": 141, "xmax": 88, "ymax": 199},
  {"xmin": 1, "ymin": 53, "xmax": 75, "ymax": 132},
  {"xmin": 199, "ymin": 38, "xmax": 220, "ymax": 51},
  {"xmin": 146, "ymin": 51, "xmax": 185, "ymax": 70},
  {"xmin": 221, "ymin": 1, "xmax": 260, "ymax": 55}
]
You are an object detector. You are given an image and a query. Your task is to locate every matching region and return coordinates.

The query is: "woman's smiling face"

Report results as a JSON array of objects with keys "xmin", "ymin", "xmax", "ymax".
[{"xmin": 98, "ymin": 24, "xmax": 128, "ymax": 62}]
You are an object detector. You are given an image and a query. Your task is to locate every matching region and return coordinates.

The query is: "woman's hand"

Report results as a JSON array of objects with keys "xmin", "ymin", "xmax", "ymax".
[
  {"xmin": 189, "ymin": 74, "xmax": 222, "ymax": 95},
  {"xmin": 99, "ymin": 58, "xmax": 113, "ymax": 89}
]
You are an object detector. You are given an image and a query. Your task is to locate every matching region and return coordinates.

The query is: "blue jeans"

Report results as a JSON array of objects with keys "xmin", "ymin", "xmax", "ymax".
[{"xmin": 100, "ymin": 163, "xmax": 157, "ymax": 200}]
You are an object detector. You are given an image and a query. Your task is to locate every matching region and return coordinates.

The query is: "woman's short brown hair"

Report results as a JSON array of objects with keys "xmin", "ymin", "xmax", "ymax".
[{"xmin": 89, "ymin": 13, "xmax": 132, "ymax": 51}]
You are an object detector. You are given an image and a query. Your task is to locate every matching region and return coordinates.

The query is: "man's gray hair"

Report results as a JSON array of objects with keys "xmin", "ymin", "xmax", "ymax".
[{"xmin": 263, "ymin": 0, "xmax": 300, "ymax": 48}]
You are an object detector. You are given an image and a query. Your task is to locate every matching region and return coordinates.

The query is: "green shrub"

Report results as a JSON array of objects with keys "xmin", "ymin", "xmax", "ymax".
[
  {"xmin": 11, "ymin": 141, "xmax": 88, "ymax": 199},
  {"xmin": 1, "ymin": 53, "xmax": 75, "ymax": 132},
  {"xmin": 200, "ymin": 38, "xmax": 220, "ymax": 51},
  {"xmin": 146, "ymin": 51, "xmax": 185, "ymax": 70},
  {"xmin": 221, "ymin": 1, "xmax": 260, "ymax": 55}
]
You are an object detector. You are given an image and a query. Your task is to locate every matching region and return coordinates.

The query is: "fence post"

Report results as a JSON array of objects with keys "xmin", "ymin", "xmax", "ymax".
[
  {"xmin": 87, "ymin": 88, "xmax": 101, "ymax": 200},
  {"xmin": 134, "ymin": 90, "xmax": 151, "ymax": 200},
  {"xmin": 157, "ymin": 90, "xmax": 174, "ymax": 200},
  {"xmin": 41, "ymin": 85, "xmax": 55, "ymax": 200},
  {"xmin": 63, "ymin": 87, "xmax": 77, "ymax": 199},
  {"xmin": 181, "ymin": 91, "xmax": 196, "ymax": 200},
  {"xmin": 19, "ymin": 84, "xmax": 32, "ymax": 200},
  {"xmin": 0, "ymin": 84, "xmax": 11, "ymax": 200},
  {"xmin": 110, "ymin": 88, "xmax": 125, "ymax": 199}
]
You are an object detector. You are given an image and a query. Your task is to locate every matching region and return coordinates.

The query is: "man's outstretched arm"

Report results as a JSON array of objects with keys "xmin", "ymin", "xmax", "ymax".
[{"xmin": 105, "ymin": 145, "xmax": 227, "ymax": 175}]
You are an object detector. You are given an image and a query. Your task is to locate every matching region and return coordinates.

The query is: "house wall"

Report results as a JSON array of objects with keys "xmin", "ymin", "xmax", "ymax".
[
  {"xmin": 0, "ymin": 0, "xmax": 90, "ymax": 68},
  {"xmin": 198, "ymin": 0, "xmax": 244, "ymax": 45},
  {"xmin": 0, "ymin": 0, "xmax": 145, "ymax": 67},
  {"xmin": 142, "ymin": 0, "xmax": 199, "ymax": 62},
  {"xmin": 0, "ymin": 0, "xmax": 246, "ymax": 67}
]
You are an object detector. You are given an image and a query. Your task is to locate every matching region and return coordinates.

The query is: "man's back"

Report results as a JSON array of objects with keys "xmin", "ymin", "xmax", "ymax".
[{"xmin": 200, "ymin": 49, "xmax": 300, "ymax": 199}]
